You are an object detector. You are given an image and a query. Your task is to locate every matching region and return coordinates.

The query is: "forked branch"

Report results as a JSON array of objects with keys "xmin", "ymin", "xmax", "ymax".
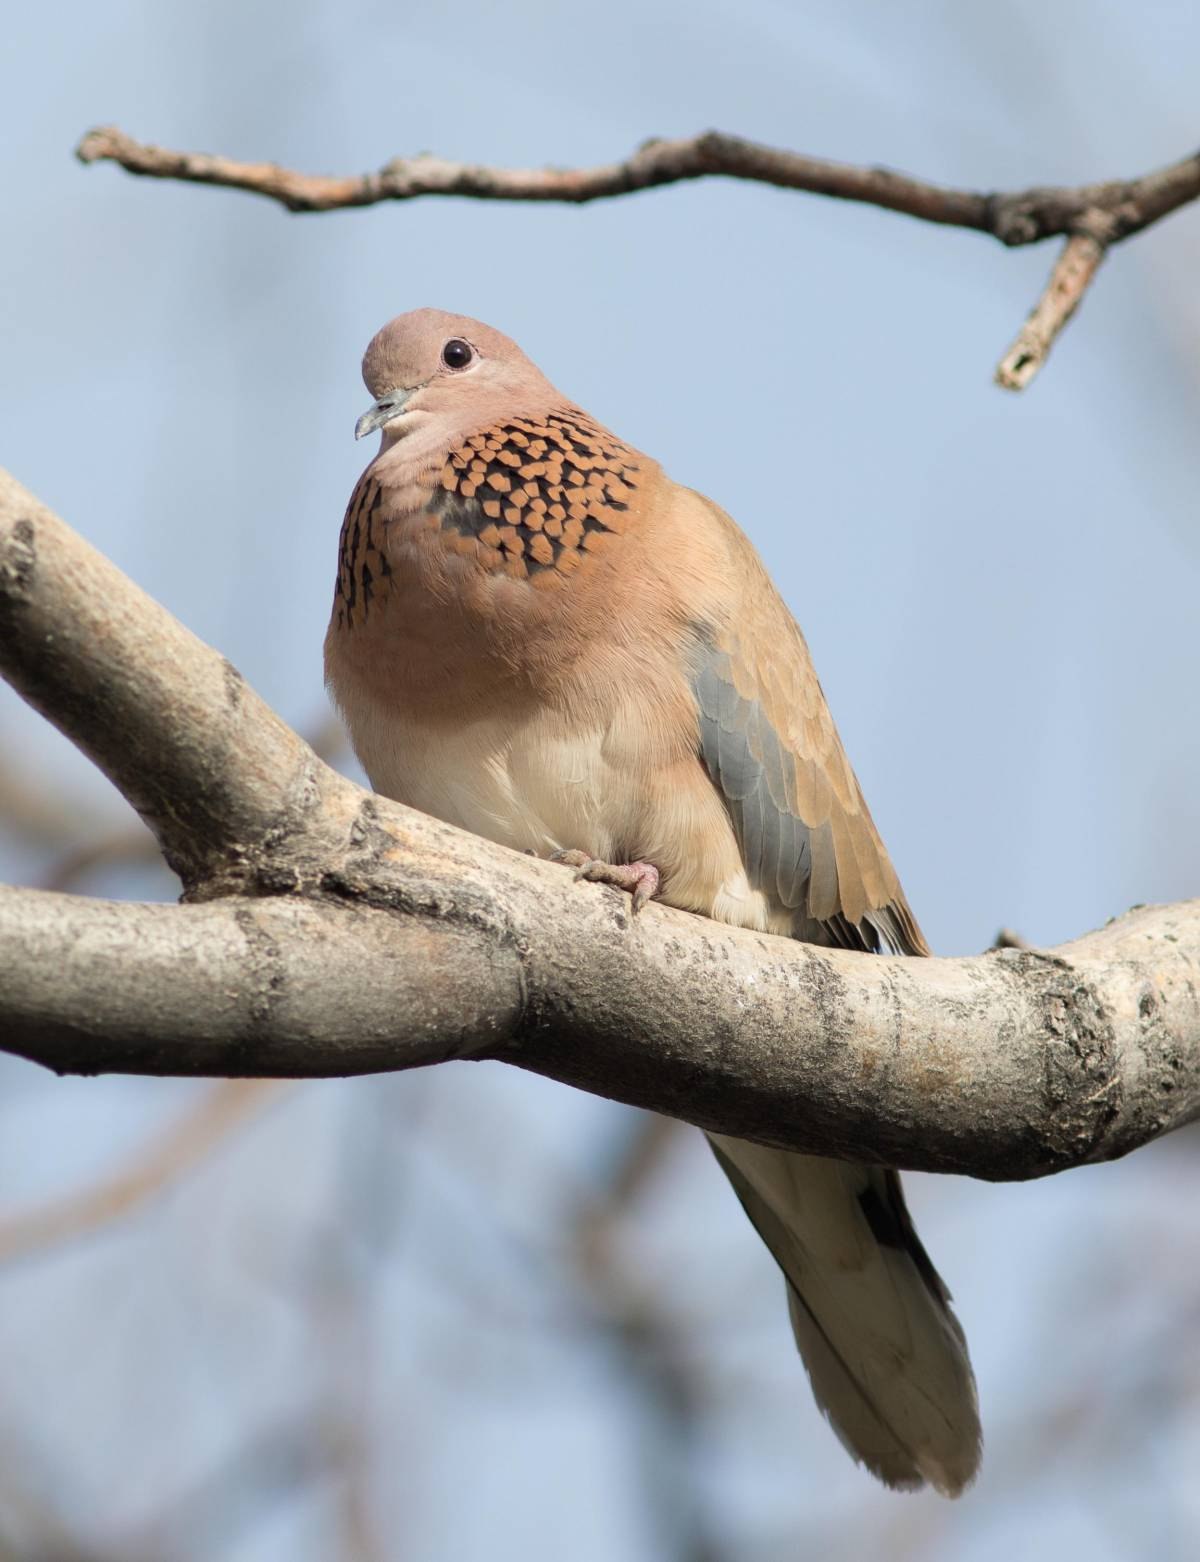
[
  {"xmin": 2, "ymin": 466, "xmax": 1199, "ymax": 1180},
  {"xmin": 76, "ymin": 125, "xmax": 1200, "ymax": 387}
]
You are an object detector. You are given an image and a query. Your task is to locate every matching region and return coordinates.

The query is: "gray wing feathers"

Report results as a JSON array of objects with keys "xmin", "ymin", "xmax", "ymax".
[
  {"xmin": 697, "ymin": 655, "xmax": 836, "ymax": 926},
  {"xmin": 694, "ymin": 651, "xmax": 807, "ymax": 915},
  {"xmin": 691, "ymin": 639, "xmax": 922, "ymax": 953}
]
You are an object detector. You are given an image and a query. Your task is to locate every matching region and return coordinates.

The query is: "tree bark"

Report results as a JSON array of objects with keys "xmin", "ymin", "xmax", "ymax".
[{"xmin": 2, "ymin": 467, "xmax": 1198, "ymax": 1180}]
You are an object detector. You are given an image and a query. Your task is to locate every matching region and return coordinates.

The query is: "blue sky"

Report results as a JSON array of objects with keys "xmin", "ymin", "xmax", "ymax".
[{"xmin": 2, "ymin": 3, "xmax": 1199, "ymax": 1558}]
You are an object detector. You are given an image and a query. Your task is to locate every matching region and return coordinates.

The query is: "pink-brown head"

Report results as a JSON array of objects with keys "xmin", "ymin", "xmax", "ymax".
[{"xmin": 355, "ymin": 309, "xmax": 565, "ymax": 461}]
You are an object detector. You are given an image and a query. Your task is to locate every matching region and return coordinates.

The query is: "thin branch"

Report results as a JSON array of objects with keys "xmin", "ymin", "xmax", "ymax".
[
  {"xmin": 3, "ymin": 467, "xmax": 1200, "ymax": 1181},
  {"xmin": 75, "ymin": 126, "xmax": 996, "ymax": 224},
  {"xmin": 73, "ymin": 124, "xmax": 1200, "ymax": 240},
  {"xmin": 75, "ymin": 126, "xmax": 1200, "ymax": 388},
  {"xmin": 995, "ymin": 234, "xmax": 1107, "ymax": 389}
]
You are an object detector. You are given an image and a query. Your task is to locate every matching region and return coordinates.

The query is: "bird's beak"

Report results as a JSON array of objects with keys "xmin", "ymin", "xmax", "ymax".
[{"xmin": 354, "ymin": 386, "xmax": 417, "ymax": 440}]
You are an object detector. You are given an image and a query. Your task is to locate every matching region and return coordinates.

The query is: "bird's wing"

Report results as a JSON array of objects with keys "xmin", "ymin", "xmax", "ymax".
[
  {"xmin": 685, "ymin": 495, "xmax": 979, "ymax": 1493},
  {"xmin": 688, "ymin": 498, "xmax": 927, "ymax": 954}
]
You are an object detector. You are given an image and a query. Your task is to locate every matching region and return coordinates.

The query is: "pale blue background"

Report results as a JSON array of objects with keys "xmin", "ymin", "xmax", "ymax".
[{"xmin": 2, "ymin": 2, "xmax": 1199, "ymax": 1559}]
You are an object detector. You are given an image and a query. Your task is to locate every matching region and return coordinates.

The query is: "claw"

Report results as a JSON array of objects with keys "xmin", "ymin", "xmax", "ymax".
[
  {"xmin": 550, "ymin": 847, "xmax": 593, "ymax": 874},
  {"xmin": 550, "ymin": 850, "xmax": 661, "ymax": 914},
  {"xmin": 628, "ymin": 871, "xmax": 659, "ymax": 915}
]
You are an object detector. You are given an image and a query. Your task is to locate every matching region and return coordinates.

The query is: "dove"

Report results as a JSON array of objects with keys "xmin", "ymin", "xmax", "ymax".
[{"xmin": 325, "ymin": 308, "xmax": 981, "ymax": 1494}]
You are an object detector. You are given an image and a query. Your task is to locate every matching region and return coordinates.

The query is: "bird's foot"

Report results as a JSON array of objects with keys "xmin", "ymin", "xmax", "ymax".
[{"xmin": 550, "ymin": 850, "xmax": 661, "ymax": 915}]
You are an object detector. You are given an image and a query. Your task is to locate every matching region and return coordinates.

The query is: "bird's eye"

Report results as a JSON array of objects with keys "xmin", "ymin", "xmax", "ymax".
[{"xmin": 441, "ymin": 338, "xmax": 474, "ymax": 370}]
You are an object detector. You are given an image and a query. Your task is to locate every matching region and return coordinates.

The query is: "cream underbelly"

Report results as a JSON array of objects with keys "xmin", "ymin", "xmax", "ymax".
[
  {"xmin": 344, "ymin": 698, "xmax": 633, "ymax": 860},
  {"xmin": 337, "ymin": 692, "xmax": 795, "ymax": 936}
]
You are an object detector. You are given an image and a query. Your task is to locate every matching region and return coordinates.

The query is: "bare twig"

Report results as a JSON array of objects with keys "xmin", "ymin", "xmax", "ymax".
[
  {"xmin": 73, "ymin": 124, "xmax": 1200, "ymax": 239},
  {"xmin": 75, "ymin": 126, "xmax": 1200, "ymax": 388},
  {"xmin": 995, "ymin": 234, "xmax": 1108, "ymax": 389},
  {"xmin": 3, "ymin": 468, "xmax": 1200, "ymax": 1182},
  {"xmin": 74, "ymin": 126, "xmax": 997, "ymax": 222}
]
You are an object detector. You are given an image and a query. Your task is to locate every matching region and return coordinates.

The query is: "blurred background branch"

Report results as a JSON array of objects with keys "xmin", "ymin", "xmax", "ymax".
[{"xmin": 0, "ymin": 1080, "xmax": 281, "ymax": 1267}]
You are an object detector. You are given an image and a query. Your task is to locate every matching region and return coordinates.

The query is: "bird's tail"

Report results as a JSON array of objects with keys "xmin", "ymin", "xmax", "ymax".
[{"xmin": 708, "ymin": 1134, "xmax": 980, "ymax": 1496}]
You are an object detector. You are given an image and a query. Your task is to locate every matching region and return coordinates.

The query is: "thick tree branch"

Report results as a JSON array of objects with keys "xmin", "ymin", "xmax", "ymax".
[
  {"xmin": 0, "ymin": 474, "xmax": 351, "ymax": 887},
  {"xmin": 76, "ymin": 126, "xmax": 1200, "ymax": 388},
  {"xmin": 2, "ymin": 467, "xmax": 1199, "ymax": 1180},
  {"xmin": 0, "ymin": 888, "xmax": 519, "ymax": 1077}
]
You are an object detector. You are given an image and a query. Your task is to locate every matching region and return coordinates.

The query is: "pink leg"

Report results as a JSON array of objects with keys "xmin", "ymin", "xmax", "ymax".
[{"xmin": 551, "ymin": 849, "xmax": 662, "ymax": 915}]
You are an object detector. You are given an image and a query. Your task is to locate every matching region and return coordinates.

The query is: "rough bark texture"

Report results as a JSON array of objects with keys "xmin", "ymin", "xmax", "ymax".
[{"xmin": 2, "ymin": 467, "xmax": 1198, "ymax": 1180}]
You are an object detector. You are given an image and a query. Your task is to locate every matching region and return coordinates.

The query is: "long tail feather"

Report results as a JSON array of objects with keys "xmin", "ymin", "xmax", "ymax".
[{"xmin": 708, "ymin": 1134, "xmax": 981, "ymax": 1496}]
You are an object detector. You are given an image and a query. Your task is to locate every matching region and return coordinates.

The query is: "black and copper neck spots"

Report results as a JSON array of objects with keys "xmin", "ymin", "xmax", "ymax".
[
  {"xmin": 428, "ymin": 411, "xmax": 642, "ymax": 582},
  {"xmin": 333, "ymin": 476, "xmax": 389, "ymax": 630}
]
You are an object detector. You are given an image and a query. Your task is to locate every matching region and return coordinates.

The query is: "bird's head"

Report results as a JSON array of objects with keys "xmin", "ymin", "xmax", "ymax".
[{"xmin": 355, "ymin": 308, "xmax": 560, "ymax": 456}]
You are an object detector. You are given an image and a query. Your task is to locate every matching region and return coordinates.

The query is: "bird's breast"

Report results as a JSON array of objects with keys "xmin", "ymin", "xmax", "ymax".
[
  {"xmin": 325, "ymin": 409, "xmax": 673, "ymax": 860},
  {"xmin": 325, "ymin": 412, "xmax": 787, "ymax": 927},
  {"xmin": 338, "ymin": 697, "xmax": 639, "ymax": 862}
]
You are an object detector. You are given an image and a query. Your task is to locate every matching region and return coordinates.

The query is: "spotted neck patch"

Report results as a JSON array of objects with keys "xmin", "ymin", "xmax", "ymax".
[
  {"xmin": 333, "ymin": 475, "xmax": 388, "ymax": 631},
  {"xmin": 427, "ymin": 411, "xmax": 642, "ymax": 581}
]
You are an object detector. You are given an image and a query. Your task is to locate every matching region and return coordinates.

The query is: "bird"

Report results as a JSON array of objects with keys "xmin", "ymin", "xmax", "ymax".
[{"xmin": 325, "ymin": 308, "xmax": 981, "ymax": 1495}]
